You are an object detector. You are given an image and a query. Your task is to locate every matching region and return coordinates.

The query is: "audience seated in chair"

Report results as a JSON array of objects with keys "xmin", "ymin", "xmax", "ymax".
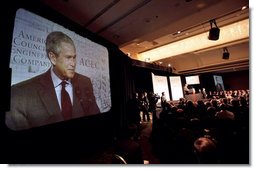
[
  {"xmin": 112, "ymin": 154, "xmax": 127, "ymax": 164},
  {"xmin": 193, "ymin": 136, "xmax": 218, "ymax": 164},
  {"xmin": 113, "ymin": 124, "xmax": 145, "ymax": 164}
]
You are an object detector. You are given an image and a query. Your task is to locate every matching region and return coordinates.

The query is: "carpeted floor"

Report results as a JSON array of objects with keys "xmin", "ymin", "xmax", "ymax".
[
  {"xmin": 79, "ymin": 116, "xmax": 160, "ymax": 164},
  {"xmin": 139, "ymin": 121, "xmax": 160, "ymax": 164}
]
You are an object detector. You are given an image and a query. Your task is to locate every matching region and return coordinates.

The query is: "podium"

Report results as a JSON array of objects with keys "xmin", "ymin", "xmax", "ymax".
[{"xmin": 185, "ymin": 93, "xmax": 203, "ymax": 102}]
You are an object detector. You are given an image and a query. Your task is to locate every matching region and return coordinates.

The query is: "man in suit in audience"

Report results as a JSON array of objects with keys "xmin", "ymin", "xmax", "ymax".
[
  {"xmin": 184, "ymin": 84, "xmax": 193, "ymax": 95},
  {"xmin": 6, "ymin": 31, "xmax": 100, "ymax": 131}
]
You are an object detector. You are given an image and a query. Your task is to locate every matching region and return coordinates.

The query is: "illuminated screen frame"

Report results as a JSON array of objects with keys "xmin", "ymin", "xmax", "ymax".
[
  {"xmin": 213, "ymin": 75, "xmax": 225, "ymax": 91},
  {"xmin": 6, "ymin": 8, "xmax": 111, "ymax": 130},
  {"xmin": 185, "ymin": 75, "xmax": 200, "ymax": 85},
  {"xmin": 151, "ymin": 73, "xmax": 171, "ymax": 102},
  {"xmin": 169, "ymin": 76, "xmax": 184, "ymax": 101}
]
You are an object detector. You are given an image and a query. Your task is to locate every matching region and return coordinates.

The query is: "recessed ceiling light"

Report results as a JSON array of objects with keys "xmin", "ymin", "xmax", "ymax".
[
  {"xmin": 242, "ymin": 6, "xmax": 248, "ymax": 10},
  {"xmin": 196, "ymin": 3, "xmax": 206, "ymax": 9}
]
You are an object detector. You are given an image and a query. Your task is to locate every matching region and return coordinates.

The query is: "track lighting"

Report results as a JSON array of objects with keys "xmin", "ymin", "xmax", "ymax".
[
  {"xmin": 222, "ymin": 47, "xmax": 230, "ymax": 59},
  {"xmin": 208, "ymin": 19, "xmax": 220, "ymax": 41}
]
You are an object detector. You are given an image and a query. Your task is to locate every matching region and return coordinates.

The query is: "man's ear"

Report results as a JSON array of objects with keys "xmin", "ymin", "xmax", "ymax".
[{"xmin": 48, "ymin": 52, "xmax": 57, "ymax": 65}]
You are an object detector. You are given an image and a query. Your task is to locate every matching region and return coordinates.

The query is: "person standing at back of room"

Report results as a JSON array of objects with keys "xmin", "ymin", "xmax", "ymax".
[
  {"xmin": 6, "ymin": 31, "xmax": 100, "ymax": 131},
  {"xmin": 161, "ymin": 92, "xmax": 167, "ymax": 111}
]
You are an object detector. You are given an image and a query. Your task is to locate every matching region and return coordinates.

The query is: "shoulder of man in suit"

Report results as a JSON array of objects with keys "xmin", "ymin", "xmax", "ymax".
[
  {"xmin": 73, "ymin": 72, "xmax": 91, "ymax": 82},
  {"xmin": 72, "ymin": 72, "xmax": 93, "ymax": 93},
  {"xmin": 12, "ymin": 71, "xmax": 47, "ymax": 89}
]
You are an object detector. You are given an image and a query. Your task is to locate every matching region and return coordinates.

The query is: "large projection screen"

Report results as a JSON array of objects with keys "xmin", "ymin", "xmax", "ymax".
[
  {"xmin": 9, "ymin": 9, "xmax": 111, "ymax": 113},
  {"xmin": 151, "ymin": 73, "xmax": 170, "ymax": 102},
  {"xmin": 169, "ymin": 76, "xmax": 184, "ymax": 100},
  {"xmin": 185, "ymin": 75, "xmax": 200, "ymax": 85},
  {"xmin": 213, "ymin": 75, "xmax": 225, "ymax": 91},
  {"xmin": 6, "ymin": 8, "xmax": 112, "ymax": 130}
]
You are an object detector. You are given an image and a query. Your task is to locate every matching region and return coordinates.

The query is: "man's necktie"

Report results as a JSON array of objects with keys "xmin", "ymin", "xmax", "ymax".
[{"xmin": 61, "ymin": 81, "xmax": 72, "ymax": 120}]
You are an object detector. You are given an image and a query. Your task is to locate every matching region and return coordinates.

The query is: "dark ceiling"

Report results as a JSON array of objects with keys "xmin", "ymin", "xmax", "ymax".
[{"xmin": 41, "ymin": 0, "xmax": 249, "ymax": 74}]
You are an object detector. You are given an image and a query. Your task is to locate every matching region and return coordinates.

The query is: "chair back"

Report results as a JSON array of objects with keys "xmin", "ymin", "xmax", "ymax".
[{"xmin": 112, "ymin": 154, "xmax": 127, "ymax": 164}]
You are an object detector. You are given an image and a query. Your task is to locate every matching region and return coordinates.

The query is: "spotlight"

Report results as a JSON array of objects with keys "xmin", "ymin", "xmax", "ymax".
[
  {"xmin": 208, "ymin": 19, "xmax": 220, "ymax": 41},
  {"xmin": 222, "ymin": 47, "xmax": 230, "ymax": 59}
]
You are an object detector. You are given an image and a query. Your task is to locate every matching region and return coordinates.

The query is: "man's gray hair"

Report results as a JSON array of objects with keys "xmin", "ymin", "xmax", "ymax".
[{"xmin": 46, "ymin": 31, "xmax": 75, "ymax": 56}]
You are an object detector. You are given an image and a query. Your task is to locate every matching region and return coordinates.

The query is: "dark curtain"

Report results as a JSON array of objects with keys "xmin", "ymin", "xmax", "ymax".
[{"xmin": 109, "ymin": 48, "xmax": 136, "ymax": 136}]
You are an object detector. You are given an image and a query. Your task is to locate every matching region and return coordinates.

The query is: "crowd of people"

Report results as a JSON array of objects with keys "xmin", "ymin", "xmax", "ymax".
[
  {"xmin": 206, "ymin": 89, "xmax": 249, "ymax": 100},
  {"xmin": 113, "ymin": 91, "xmax": 161, "ymax": 163},
  {"xmin": 119, "ymin": 88, "xmax": 249, "ymax": 164},
  {"xmin": 150, "ymin": 89, "xmax": 249, "ymax": 164}
]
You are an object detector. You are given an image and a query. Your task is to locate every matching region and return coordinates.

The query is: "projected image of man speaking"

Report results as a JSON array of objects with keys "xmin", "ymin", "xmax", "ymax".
[{"xmin": 6, "ymin": 31, "xmax": 100, "ymax": 131}]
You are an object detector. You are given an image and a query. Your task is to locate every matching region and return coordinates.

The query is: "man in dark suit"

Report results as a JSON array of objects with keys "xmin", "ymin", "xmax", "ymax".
[{"xmin": 6, "ymin": 31, "xmax": 100, "ymax": 131}]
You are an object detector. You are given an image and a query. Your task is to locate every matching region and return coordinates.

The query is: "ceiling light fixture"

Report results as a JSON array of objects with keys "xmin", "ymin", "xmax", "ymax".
[
  {"xmin": 208, "ymin": 19, "xmax": 220, "ymax": 41},
  {"xmin": 138, "ymin": 19, "xmax": 249, "ymax": 62},
  {"xmin": 222, "ymin": 47, "xmax": 230, "ymax": 59},
  {"xmin": 241, "ymin": 6, "xmax": 248, "ymax": 10},
  {"xmin": 145, "ymin": 58, "xmax": 150, "ymax": 62}
]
